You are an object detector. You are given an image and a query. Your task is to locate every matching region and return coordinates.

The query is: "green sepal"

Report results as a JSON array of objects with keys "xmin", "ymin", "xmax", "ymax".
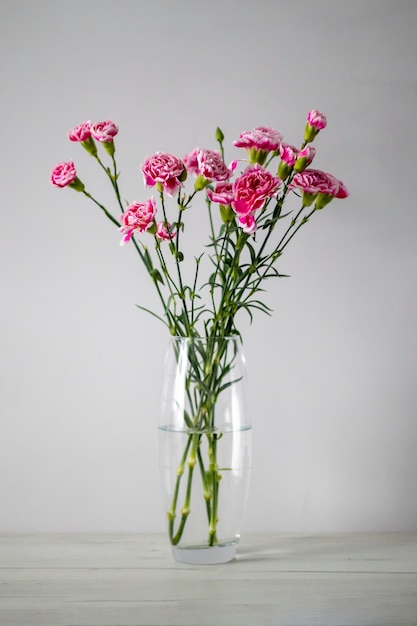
[
  {"xmin": 178, "ymin": 166, "xmax": 188, "ymax": 182},
  {"xmin": 303, "ymin": 123, "xmax": 319, "ymax": 143},
  {"xmin": 194, "ymin": 174, "xmax": 209, "ymax": 191},
  {"xmin": 315, "ymin": 193, "xmax": 334, "ymax": 210},
  {"xmin": 81, "ymin": 138, "xmax": 97, "ymax": 157},
  {"xmin": 302, "ymin": 192, "xmax": 317, "ymax": 207},
  {"xmin": 69, "ymin": 177, "xmax": 85, "ymax": 192},
  {"xmin": 103, "ymin": 140, "xmax": 115, "ymax": 156}
]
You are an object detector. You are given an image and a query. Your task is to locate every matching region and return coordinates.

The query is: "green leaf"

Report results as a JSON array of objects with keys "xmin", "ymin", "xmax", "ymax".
[
  {"xmin": 150, "ymin": 268, "xmax": 164, "ymax": 284},
  {"xmin": 135, "ymin": 305, "xmax": 168, "ymax": 326},
  {"xmin": 218, "ymin": 376, "xmax": 243, "ymax": 394}
]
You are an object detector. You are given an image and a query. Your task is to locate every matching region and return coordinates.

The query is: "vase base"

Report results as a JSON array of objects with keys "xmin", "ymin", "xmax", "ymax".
[{"xmin": 171, "ymin": 541, "xmax": 238, "ymax": 565}]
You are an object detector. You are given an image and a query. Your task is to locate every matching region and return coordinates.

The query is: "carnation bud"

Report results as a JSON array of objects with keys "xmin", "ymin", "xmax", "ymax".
[
  {"xmin": 277, "ymin": 161, "xmax": 292, "ymax": 181},
  {"xmin": 294, "ymin": 156, "xmax": 308, "ymax": 172},
  {"xmin": 219, "ymin": 204, "xmax": 235, "ymax": 223},
  {"xmin": 215, "ymin": 127, "xmax": 225, "ymax": 143},
  {"xmin": 294, "ymin": 146, "xmax": 316, "ymax": 172}
]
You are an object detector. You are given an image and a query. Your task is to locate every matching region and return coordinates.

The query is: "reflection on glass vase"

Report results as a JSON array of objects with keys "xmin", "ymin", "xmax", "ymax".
[{"xmin": 158, "ymin": 336, "xmax": 252, "ymax": 564}]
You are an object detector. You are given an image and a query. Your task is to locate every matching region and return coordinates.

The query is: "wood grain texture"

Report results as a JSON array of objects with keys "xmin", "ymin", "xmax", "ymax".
[{"xmin": 0, "ymin": 534, "xmax": 416, "ymax": 626}]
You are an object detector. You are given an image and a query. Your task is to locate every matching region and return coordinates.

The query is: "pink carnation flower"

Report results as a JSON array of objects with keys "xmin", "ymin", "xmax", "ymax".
[
  {"xmin": 232, "ymin": 165, "xmax": 281, "ymax": 216},
  {"xmin": 290, "ymin": 169, "xmax": 339, "ymax": 196},
  {"xmin": 183, "ymin": 149, "xmax": 232, "ymax": 182},
  {"xmin": 119, "ymin": 198, "xmax": 157, "ymax": 245},
  {"xmin": 142, "ymin": 152, "xmax": 185, "ymax": 196},
  {"xmin": 334, "ymin": 180, "xmax": 349, "ymax": 199},
  {"xmin": 207, "ymin": 182, "xmax": 234, "ymax": 205},
  {"xmin": 197, "ymin": 149, "xmax": 232, "ymax": 182},
  {"xmin": 50, "ymin": 161, "xmax": 78, "ymax": 187},
  {"xmin": 290, "ymin": 169, "xmax": 349, "ymax": 206},
  {"xmin": 297, "ymin": 145, "xmax": 316, "ymax": 163},
  {"xmin": 183, "ymin": 149, "xmax": 200, "ymax": 175},
  {"xmin": 156, "ymin": 222, "xmax": 176, "ymax": 241},
  {"xmin": 307, "ymin": 110, "xmax": 327, "ymax": 130},
  {"xmin": 234, "ymin": 127, "xmax": 282, "ymax": 152},
  {"xmin": 294, "ymin": 145, "xmax": 316, "ymax": 172},
  {"xmin": 68, "ymin": 121, "xmax": 92, "ymax": 142},
  {"xmin": 91, "ymin": 120, "xmax": 119, "ymax": 143},
  {"xmin": 304, "ymin": 110, "xmax": 327, "ymax": 143},
  {"xmin": 279, "ymin": 143, "xmax": 299, "ymax": 166},
  {"xmin": 238, "ymin": 214, "xmax": 257, "ymax": 234}
]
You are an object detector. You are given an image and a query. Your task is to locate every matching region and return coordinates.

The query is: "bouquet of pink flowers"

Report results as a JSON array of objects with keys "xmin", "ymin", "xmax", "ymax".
[
  {"xmin": 51, "ymin": 112, "xmax": 348, "ymax": 551},
  {"xmin": 51, "ymin": 111, "xmax": 347, "ymax": 339}
]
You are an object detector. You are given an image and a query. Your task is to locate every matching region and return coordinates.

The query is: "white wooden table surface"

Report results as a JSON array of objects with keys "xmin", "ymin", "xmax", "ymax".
[{"xmin": 0, "ymin": 533, "xmax": 416, "ymax": 626}]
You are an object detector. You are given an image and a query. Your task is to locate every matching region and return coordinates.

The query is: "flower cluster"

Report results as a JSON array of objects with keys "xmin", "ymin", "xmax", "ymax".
[{"xmin": 50, "ymin": 110, "xmax": 348, "ymax": 338}]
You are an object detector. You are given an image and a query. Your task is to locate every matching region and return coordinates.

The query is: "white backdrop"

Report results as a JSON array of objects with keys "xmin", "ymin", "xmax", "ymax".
[{"xmin": 1, "ymin": 0, "xmax": 416, "ymax": 533}]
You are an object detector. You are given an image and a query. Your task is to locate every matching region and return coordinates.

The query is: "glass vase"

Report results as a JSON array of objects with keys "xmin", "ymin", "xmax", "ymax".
[{"xmin": 158, "ymin": 336, "xmax": 252, "ymax": 564}]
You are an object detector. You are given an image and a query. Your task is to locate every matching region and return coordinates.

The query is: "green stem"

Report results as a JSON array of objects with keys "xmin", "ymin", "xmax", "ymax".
[
  {"xmin": 278, "ymin": 207, "xmax": 316, "ymax": 253},
  {"xmin": 82, "ymin": 190, "xmax": 120, "ymax": 227},
  {"xmin": 235, "ymin": 205, "xmax": 317, "ymax": 310},
  {"xmin": 170, "ymin": 433, "xmax": 200, "ymax": 545},
  {"xmin": 208, "ymin": 434, "xmax": 219, "ymax": 546},
  {"xmin": 191, "ymin": 256, "xmax": 202, "ymax": 328},
  {"xmin": 168, "ymin": 433, "xmax": 193, "ymax": 543},
  {"xmin": 160, "ymin": 191, "xmax": 192, "ymax": 336},
  {"xmin": 197, "ymin": 445, "xmax": 212, "ymax": 522},
  {"xmin": 110, "ymin": 154, "xmax": 125, "ymax": 213}
]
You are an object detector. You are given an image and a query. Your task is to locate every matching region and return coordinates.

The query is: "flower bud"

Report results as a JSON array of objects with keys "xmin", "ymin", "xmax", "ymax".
[
  {"xmin": 219, "ymin": 204, "xmax": 235, "ymax": 223},
  {"xmin": 294, "ymin": 146, "xmax": 316, "ymax": 172},
  {"xmin": 277, "ymin": 161, "xmax": 292, "ymax": 180},
  {"xmin": 215, "ymin": 127, "xmax": 225, "ymax": 143},
  {"xmin": 304, "ymin": 110, "xmax": 327, "ymax": 143}
]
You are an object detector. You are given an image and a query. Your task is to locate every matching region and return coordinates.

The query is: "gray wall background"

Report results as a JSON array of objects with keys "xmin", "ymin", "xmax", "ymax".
[{"xmin": 1, "ymin": 0, "xmax": 416, "ymax": 533}]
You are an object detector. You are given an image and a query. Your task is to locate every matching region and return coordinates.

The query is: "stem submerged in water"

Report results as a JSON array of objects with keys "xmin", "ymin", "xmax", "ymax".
[{"xmin": 166, "ymin": 337, "xmax": 234, "ymax": 547}]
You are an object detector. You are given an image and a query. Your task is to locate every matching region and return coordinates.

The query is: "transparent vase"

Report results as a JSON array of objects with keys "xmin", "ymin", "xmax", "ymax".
[{"xmin": 158, "ymin": 336, "xmax": 252, "ymax": 564}]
